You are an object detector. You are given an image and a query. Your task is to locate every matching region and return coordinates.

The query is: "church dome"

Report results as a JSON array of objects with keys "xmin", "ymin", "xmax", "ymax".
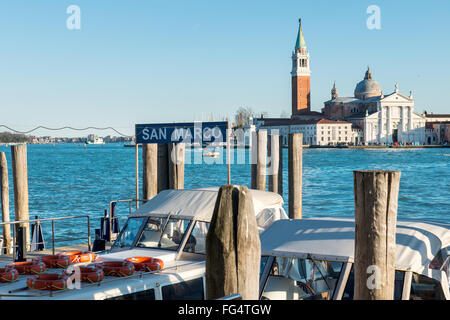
[{"xmin": 354, "ymin": 67, "xmax": 382, "ymax": 99}]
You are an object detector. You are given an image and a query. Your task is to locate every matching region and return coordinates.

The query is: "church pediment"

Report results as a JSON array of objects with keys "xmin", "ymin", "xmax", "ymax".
[{"xmin": 380, "ymin": 92, "xmax": 413, "ymax": 103}]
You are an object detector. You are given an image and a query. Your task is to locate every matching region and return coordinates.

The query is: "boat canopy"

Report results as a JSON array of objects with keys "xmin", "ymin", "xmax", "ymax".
[
  {"xmin": 260, "ymin": 218, "xmax": 450, "ymax": 276},
  {"xmin": 131, "ymin": 187, "xmax": 284, "ymax": 222}
]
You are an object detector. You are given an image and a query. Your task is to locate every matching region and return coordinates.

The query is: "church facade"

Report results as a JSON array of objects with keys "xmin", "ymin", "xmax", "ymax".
[{"xmin": 323, "ymin": 68, "xmax": 428, "ymax": 145}]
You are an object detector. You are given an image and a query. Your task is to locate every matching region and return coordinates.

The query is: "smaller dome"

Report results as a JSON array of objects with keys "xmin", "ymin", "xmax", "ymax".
[{"xmin": 354, "ymin": 67, "xmax": 382, "ymax": 99}]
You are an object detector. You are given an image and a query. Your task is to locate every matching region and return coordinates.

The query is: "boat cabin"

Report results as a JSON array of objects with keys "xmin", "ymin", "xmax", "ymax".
[
  {"xmin": 259, "ymin": 218, "xmax": 450, "ymax": 300},
  {"xmin": 0, "ymin": 188, "xmax": 286, "ymax": 300}
]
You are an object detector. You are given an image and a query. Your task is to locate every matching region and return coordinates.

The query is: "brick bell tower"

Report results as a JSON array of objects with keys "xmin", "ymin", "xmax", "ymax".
[{"xmin": 291, "ymin": 19, "xmax": 311, "ymax": 115}]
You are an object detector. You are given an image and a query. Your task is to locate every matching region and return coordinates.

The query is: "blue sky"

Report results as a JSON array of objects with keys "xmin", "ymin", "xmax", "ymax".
[{"xmin": 0, "ymin": 0, "xmax": 449, "ymax": 137}]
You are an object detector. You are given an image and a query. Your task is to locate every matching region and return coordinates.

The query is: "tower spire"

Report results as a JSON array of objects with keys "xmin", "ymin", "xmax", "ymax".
[{"xmin": 295, "ymin": 19, "xmax": 306, "ymax": 50}]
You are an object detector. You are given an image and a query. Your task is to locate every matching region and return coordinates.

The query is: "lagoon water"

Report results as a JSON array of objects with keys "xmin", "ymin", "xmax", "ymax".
[{"xmin": 0, "ymin": 144, "xmax": 449, "ymax": 246}]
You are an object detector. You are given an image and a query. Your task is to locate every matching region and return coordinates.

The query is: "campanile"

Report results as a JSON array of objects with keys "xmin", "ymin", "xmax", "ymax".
[{"xmin": 291, "ymin": 19, "xmax": 311, "ymax": 115}]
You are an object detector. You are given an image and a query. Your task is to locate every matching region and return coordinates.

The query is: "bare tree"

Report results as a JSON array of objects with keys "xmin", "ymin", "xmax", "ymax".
[{"xmin": 235, "ymin": 107, "xmax": 254, "ymax": 129}]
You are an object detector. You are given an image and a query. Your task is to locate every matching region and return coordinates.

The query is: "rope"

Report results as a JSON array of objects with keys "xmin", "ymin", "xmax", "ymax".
[{"xmin": 0, "ymin": 125, "xmax": 132, "ymax": 138}]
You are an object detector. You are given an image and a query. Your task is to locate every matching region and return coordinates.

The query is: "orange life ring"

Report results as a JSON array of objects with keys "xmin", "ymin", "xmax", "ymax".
[
  {"xmin": 35, "ymin": 254, "xmax": 71, "ymax": 268},
  {"xmin": 8, "ymin": 261, "xmax": 46, "ymax": 275},
  {"xmin": 27, "ymin": 274, "xmax": 68, "ymax": 291},
  {"xmin": 125, "ymin": 256, "xmax": 164, "ymax": 272},
  {"xmin": 78, "ymin": 266, "xmax": 104, "ymax": 283},
  {"xmin": 59, "ymin": 251, "xmax": 96, "ymax": 264},
  {"xmin": 0, "ymin": 267, "xmax": 19, "ymax": 283},
  {"xmin": 101, "ymin": 261, "xmax": 135, "ymax": 277}
]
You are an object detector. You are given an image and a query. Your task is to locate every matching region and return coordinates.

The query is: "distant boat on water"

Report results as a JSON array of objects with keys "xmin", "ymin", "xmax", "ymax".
[{"xmin": 85, "ymin": 136, "xmax": 105, "ymax": 145}]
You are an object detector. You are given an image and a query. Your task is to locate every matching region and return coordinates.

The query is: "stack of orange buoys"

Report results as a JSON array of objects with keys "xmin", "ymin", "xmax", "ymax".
[
  {"xmin": 59, "ymin": 251, "xmax": 96, "ymax": 264},
  {"xmin": 27, "ymin": 274, "xmax": 69, "ymax": 291},
  {"xmin": 0, "ymin": 267, "xmax": 19, "ymax": 283},
  {"xmin": 8, "ymin": 261, "xmax": 46, "ymax": 275},
  {"xmin": 125, "ymin": 257, "xmax": 164, "ymax": 272},
  {"xmin": 100, "ymin": 260, "xmax": 135, "ymax": 277}
]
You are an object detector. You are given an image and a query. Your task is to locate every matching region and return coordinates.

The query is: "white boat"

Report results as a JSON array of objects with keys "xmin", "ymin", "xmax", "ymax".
[
  {"xmin": 259, "ymin": 218, "xmax": 450, "ymax": 300},
  {"xmin": 86, "ymin": 136, "xmax": 104, "ymax": 145},
  {"xmin": 0, "ymin": 188, "xmax": 287, "ymax": 300}
]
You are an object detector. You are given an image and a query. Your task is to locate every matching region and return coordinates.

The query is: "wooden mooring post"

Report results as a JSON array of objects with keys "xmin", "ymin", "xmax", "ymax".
[
  {"xmin": 251, "ymin": 130, "xmax": 267, "ymax": 190},
  {"xmin": 168, "ymin": 143, "xmax": 185, "ymax": 189},
  {"xmin": 205, "ymin": 185, "xmax": 261, "ymax": 300},
  {"xmin": 11, "ymin": 145, "xmax": 30, "ymax": 251},
  {"xmin": 142, "ymin": 143, "xmax": 158, "ymax": 202},
  {"xmin": 0, "ymin": 152, "xmax": 12, "ymax": 254},
  {"xmin": 268, "ymin": 134, "xmax": 283, "ymax": 196},
  {"xmin": 288, "ymin": 133, "xmax": 302, "ymax": 219},
  {"xmin": 353, "ymin": 170, "xmax": 401, "ymax": 300},
  {"xmin": 156, "ymin": 143, "xmax": 185, "ymax": 193}
]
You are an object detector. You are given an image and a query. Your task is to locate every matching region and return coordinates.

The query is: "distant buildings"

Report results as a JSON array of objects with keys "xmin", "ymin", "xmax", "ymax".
[{"xmin": 255, "ymin": 19, "xmax": 450, "ymax": 146}]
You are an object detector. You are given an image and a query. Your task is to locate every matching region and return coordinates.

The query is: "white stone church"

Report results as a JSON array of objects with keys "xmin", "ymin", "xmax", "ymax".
[{"xmin": 323, "ymin": 68, "xmax": 429, "ymax": 145}]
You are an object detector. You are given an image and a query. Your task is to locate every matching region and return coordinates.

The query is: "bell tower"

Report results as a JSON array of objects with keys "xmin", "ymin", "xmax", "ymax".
[{"xmin": 291, "ymin": 19, "xmax": 311, "ymax": 115}]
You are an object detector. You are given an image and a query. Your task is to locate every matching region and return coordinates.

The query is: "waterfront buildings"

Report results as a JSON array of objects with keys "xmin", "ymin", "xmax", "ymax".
[{"xmin": 255, "ymin": 19, "xmax": 450, "ymax": 146}]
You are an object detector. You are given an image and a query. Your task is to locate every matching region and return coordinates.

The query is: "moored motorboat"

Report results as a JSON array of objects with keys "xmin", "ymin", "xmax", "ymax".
[
  {"xmin": 258, "ymin": 218, "xmax": 450, "ymax": 300},
  {"xmin": 0, "ymin": 188, "xmax": 287, "ymax": 300}
]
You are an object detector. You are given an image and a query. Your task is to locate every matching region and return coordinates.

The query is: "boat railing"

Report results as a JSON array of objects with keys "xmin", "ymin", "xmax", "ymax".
[
  {"xmin": 0, "ymin": 260, "xmax": 206, "ymax": 298},
  {"xmin": 0, "ymin": 215, "xmax": 91, "ymax": 260},
  {"xmin": 107, "ymin": 198, "xmax": 151, "ymax": 240}
]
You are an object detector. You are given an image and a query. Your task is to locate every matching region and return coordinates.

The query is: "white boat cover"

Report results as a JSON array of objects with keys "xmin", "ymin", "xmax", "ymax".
[
  {"xmin": 131, "ymin": 187, "xmax": 284, "ymax": 221},
  {"xmin": 260, "ymin": 218, "xmax": 450, "ymax": 276}
]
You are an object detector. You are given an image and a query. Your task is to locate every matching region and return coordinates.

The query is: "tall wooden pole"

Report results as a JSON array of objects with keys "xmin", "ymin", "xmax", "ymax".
[
  {"xmin": 353, "ymin": 170, "xmax": 401, "ymax": 300},
  {"xmin": 168, "ymin": 143, "xmax": 185, "ymax": 190},
  {"xmin": 288, "ymin": 133, "xmax": 302, "ymax": 219},
  {"xmin": 157, "ymin": 144, "xmax": 169, "ymax": 192},
  {"xmin": 206, "ymin": 185, "xmax": 261, "ymax": 300},
  {"xmin": 268, "ymin": 134, "xmax": 282, "ymax": 196},
  {"xmin": 0, "ymin": 152, "xmax": 12, "ymax": 254},
  {"xmin": 11, "ymin": 145, "xmax": 30, "ymax": 247},
  {"xmin": 250, "ymin": 130, "xmax": 257, "ymax": 189},
  {"xmin": 253, "ymin": 130, "xmax": 267, "ymax": 191},
  {"xmin": 142, "ymin": 144, "xmax": 158, "ymax": 202},
  {"xmin": 278, "ymin": 135, "xmax": 283, "ymax": 196}
]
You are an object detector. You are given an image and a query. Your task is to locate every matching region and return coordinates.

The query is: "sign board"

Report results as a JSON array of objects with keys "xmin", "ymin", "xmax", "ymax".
[{"xmin": 135, "ymin": 121, "xmax": 228, "ymax": 144}]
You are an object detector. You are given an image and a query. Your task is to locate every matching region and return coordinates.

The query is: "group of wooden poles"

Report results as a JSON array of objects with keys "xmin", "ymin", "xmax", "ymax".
[
  {"xmin": 1, "ymin": 145, "xmax": 31, "ymax": 254},
  {"xmin": 139, "ymin": 131, "xmax": 402, "ymax": 300}
]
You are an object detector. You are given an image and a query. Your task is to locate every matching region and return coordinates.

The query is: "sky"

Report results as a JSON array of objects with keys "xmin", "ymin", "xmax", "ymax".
[{"xmin": 0, "ymin": 0, "xmax": 449, "ymax": 137}]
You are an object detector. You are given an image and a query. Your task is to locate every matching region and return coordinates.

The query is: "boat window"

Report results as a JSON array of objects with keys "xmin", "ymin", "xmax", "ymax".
[
  {"xmin": 161, "ymin": 277, "xmax": 204, "ymax": 300},
  {"xmin": 410, "ymin": 274, "xmax": 446, "ymax": 300},
  {"xmin": 342, "ymin": 267, "xmax": 405, "ymax": 300},
  {"xmin": 136, "ymin": 217, "xmax": 191, "ymax": 251},
  {"xmin": 256, "ymin": 207, "xmax": 289, "ymax": 232},
  {"xmin": 112, "ymin": 217, "xmax": 146, "ymax": 248},
  {"xmin": 261, "ymin": 257, "xmax": 343, "ymax": 300},
  {"xmin": 183, "ymin": 221, "xmax": 209, "ymax": 254},
  {"xmin": 107, "ymin": 289, "xmax": 155, "ymax": 300}
]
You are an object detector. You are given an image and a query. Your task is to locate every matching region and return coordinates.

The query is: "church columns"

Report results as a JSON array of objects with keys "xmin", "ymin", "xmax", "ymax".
[
  {"xmin": 378, "ymin": 106, "xmax": 383, "ymax": 142},
  {"xmin": 386, "ymin": 106, "xmax": 391, "ymax": 143}
]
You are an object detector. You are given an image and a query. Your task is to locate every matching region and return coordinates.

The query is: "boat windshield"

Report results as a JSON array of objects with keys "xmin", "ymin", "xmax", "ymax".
[
  {"xmin": 261, "ymin": 257, "xmax": 343, "ymax": 300},
  {"xmin": 113, "ymin": 217, "xmax": 146, "ymax": 248},
  {"xmin": 135, "ymin": 217, "xmax": 192, "ymax": 251}
]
